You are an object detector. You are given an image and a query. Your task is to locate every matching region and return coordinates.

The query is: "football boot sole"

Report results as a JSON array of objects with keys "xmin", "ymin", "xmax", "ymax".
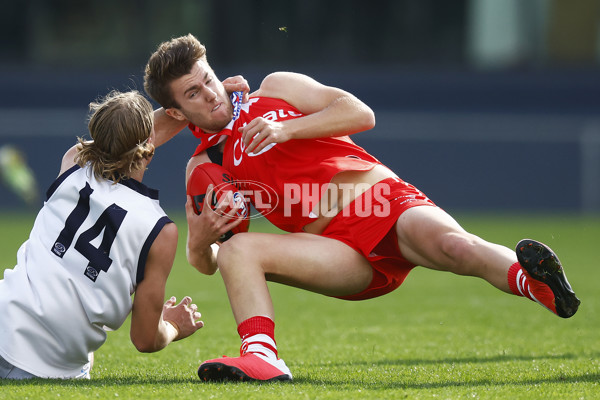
[{"xmin": 516, "ymin": 239, "xmax": 580, "ymax": 318}]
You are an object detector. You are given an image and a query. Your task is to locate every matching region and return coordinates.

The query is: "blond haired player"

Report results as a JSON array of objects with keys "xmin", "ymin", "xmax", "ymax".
[{"xmin": 0, "ymin": 90, "xmax": 203, "ymax": 379}]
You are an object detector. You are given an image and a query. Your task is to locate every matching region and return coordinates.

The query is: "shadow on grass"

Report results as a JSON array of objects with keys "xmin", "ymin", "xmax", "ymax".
[
  {"xmin": 293, "ymin": 351, "xmax": 600, "ymax": 389},
  {"xmin": 293, "ymin": 372, "xmax": 600, "ymax": 389},
  {"xmin": 0, "ymin": 376, "xmax": 200, "ymax": 387},
  {"xmin": 312, "ymin": 351, "xmax": 591, "ymax": 368},
  {"xmin": 1, "ymin": 352, "xmax": 597, "ymax": 390}
]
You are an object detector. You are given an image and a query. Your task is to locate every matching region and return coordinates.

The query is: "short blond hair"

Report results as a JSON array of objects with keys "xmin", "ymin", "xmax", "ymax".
[
  {"xmin": 76, "ymin": 90, "xmax": 155, "ymax": 183},
  {"xmin": 144, "ymin": 33, "xmax": 207, "ymax": 108}
]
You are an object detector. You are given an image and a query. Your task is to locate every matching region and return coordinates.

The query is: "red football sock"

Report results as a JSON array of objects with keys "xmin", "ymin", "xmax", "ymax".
[
  {"xmin": 507, "ymin": 262, "xmax": 557, "ymax": 314},
  {"xmin": 237, "ymin": 316, "xmax": 278, "ymax": 359}
]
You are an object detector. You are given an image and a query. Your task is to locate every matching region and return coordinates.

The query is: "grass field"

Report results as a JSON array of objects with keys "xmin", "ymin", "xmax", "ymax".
[{"xmin": 0, "ymin": 211, "xmax": 598, "ymax": 399}]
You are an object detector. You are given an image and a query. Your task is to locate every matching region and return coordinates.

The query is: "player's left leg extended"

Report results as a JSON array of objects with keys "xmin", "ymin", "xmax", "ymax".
[{"xmin": 394, "ymin": 205, "xmax": 579, "ymax": 318}]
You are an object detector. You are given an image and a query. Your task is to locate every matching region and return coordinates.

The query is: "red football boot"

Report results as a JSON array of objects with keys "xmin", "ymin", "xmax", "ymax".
[{"xmin": 198, "ymin": 353, "xmax": 292, "ymax": 382}]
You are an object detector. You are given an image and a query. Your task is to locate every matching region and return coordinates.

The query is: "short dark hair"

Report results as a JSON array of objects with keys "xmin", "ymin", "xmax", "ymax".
[{"xmin": 144, "ymin": 34, "xmax": 207, "ymax": 109}]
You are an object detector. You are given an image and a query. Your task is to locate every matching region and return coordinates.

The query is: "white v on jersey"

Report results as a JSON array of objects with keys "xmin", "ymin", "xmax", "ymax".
[{"xmin": 0, "ymin": 164, "xmax": 172, "ymax": 378}]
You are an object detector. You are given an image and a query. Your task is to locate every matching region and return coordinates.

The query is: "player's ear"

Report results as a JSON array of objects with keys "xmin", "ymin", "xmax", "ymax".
[{"xmin": 165, "ymin": 107, "xmax": 186, "ymax": 121}]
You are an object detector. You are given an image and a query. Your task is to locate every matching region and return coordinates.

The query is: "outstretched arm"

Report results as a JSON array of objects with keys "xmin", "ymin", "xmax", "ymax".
[
  {"xmin": 130, "ymin": 222, "xmax": 204, "ymax": 352},
  {"xmin": 242, "ymin": 71, "xmax": 376, "ymax": 154}
]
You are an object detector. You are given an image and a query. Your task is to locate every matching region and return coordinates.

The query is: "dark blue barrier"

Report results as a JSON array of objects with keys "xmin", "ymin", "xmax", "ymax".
[
  {"xmin": 0, "ymin": 119, "xmax": 587, "ymax": 213},
  {"xmin": 1, "ymin": 69, "xmax": 598, "ymax": 212}
]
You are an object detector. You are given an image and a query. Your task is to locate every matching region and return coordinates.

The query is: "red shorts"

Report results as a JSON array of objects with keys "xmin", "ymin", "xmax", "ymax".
[{"xmin": 320, "ymin": 177, "xmax": 436, "ymax": 300}]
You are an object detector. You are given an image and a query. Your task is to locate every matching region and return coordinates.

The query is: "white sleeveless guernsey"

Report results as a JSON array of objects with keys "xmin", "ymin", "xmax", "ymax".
[{"xmin": 0, "ymin": 164, "xmax": 172, "ymax": 378}]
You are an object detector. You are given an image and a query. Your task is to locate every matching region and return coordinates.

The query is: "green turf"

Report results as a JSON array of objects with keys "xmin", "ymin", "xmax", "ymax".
[{"xmin": 0, "ymin": 211, "xmax": 598, "ymax": 399}]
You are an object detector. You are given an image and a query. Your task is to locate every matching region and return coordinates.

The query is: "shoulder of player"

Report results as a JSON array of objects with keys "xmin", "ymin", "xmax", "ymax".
[
  {"xmin": 254, "ymin": 72, "xmax": 311, "ymax": 98},
  {"xmin": 59, "ymin": 145, "xmax": 79, "ymax": 175},
  {"xmin": 158, "ymin": 218, "xmax": 178, "ymax": 240},
  {"xmin": 148, "ymin": 221, "xmax": 178, "ymax": 258}
]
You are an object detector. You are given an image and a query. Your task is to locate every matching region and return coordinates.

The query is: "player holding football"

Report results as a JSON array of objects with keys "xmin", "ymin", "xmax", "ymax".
[
  {"xmin": 0, "ymin": 90, "xmax": 204, "ymax": 379},
  {"xmin": 144, "ymin": 34, "xmax": 580, "ymax": 382}
]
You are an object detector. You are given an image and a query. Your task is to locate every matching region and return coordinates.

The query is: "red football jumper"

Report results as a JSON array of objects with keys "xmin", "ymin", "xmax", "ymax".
[
  {"xmin": 190, "ymin": 94, "xmax": 437, "ymax": 300},
  {"xmin": 191, "ymin": 96, "xmax": 382, "ymax": 232}
]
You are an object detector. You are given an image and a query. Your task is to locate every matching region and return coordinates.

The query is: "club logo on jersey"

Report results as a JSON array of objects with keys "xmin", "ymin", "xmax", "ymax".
[
  {"xmin": 52, "ymin": 242, "xmax": 67, "ymax": 257},
  {"xmin": 84, "ymin": 265, "xmax": 100, "ymax": 282},
  {"xmin": 230, "ymin": 91, "xmax": 243, "ymax": 122}
]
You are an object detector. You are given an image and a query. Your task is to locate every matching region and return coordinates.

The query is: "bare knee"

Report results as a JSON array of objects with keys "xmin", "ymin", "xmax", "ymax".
[
  {"xmin": 439, "ymin": 232, "xmax": 481, "ymax": 275},
  {"xmin": 216, "ymin": 234, "xmax": 258, "ymax": 272}
]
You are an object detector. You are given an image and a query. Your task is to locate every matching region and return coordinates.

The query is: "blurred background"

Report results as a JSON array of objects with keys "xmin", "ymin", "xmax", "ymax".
[{"xmin": 1, "ymin": 0, "xmax": 599, "ymax": 213}]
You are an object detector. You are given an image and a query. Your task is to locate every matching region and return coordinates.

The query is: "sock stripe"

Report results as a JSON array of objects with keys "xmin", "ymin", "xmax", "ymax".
[
  {"xmin": 507, "ymin": 261, "xmax": 557, "ymax": 315},
  {"xmin": 516, "ymin": 269, "xmax": 527, "ymax": 297},
  {"xmin": 244, "ymin": 333, "xmax": 276, "ymax": 347},
  {"xmin": 248, "ymin": 340, "xmax": 278, "ymax": 355},
  {"xmin": 246, "ymin": 343, "xmax": 277, "ymax": 359},
  {"xmin": 243, "ymin": 334, "xmax": 278, "ymax": 357},
  {"xmin": 238, "ymin": 318, "xmax": 279, "ymax": 359}
]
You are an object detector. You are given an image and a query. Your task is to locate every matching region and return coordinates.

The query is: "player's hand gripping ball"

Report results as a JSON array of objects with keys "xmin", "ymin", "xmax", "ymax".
[{"xmin": 186, "ymin": 163, "xmax": 250, "ymax": 242}]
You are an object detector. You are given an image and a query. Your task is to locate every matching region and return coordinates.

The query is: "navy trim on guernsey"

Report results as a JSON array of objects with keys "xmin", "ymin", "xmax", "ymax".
[
  {"xmin": 119, "ymin": 178, "xmax": 160, "ymax": 200},
  {"xmin": 136, "ymin": 216, "xmax": 173, "ymax": 284},
  {"xmin": 46, "ymin": 165, "xmax": 81, "ymax": 200},
  {"xmin": 46, "ymin": 164, "xmax": 159, "ymax": 201}
]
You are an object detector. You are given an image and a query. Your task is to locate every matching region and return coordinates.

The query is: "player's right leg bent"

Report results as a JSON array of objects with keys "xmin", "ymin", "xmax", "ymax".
[{"xmin": 197, "ymin": 232, "xmax": 373, "ymax": 383}]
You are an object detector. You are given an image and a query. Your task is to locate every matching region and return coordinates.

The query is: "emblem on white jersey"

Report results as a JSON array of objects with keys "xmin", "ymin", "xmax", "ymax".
[
  {"xmin": 85, "ymin": 265, "xmax": 100, "ymax": 282},
  {"xmin": 52, "ymin": 242, "xmax": 67, "ymax": 257}
]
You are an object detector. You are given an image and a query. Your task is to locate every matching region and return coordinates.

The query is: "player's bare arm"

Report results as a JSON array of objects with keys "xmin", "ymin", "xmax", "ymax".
[
  {"xmin": 130, "ymin": 222, "xmax": 203, "ymax": 352},
  {"xmin": 184, "ymin": 153, "xmax": 244, "ymax": 274},
  {"xmin": 185, "ymin": 189, "xmax": 245, "ymax": 274},
  {"xmin": 153, "ymin": 108, "xmax": 189, "ymax": 148},
  {"xmin": 242, "ymin": 72, "xmax": 375, "ymax": 154},
  {"xmin": 184, "ymin": 153, "xmax": 219, "ymax": 274}
]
